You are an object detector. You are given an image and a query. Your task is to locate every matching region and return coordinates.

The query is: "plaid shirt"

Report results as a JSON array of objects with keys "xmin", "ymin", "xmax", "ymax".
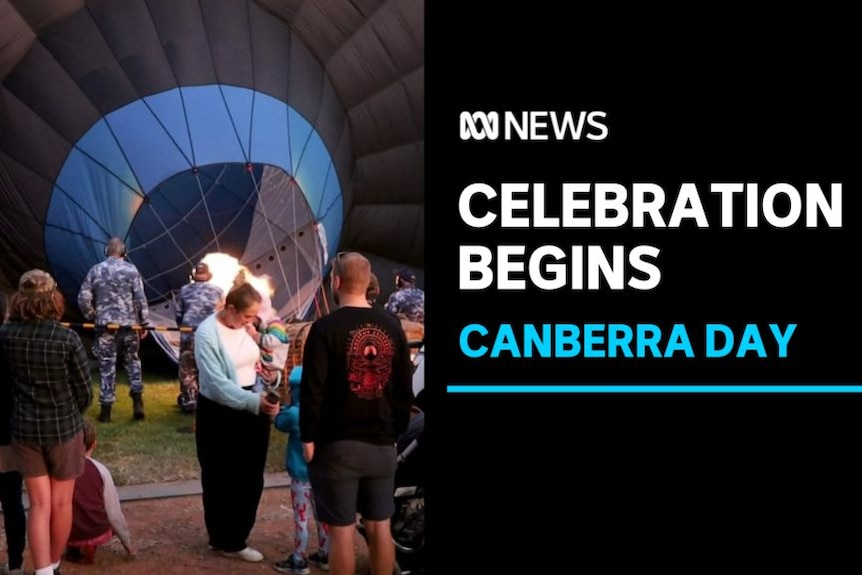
[{"xmin": 0, "ymin": 319, "xmax": 92, "ymax": 445}]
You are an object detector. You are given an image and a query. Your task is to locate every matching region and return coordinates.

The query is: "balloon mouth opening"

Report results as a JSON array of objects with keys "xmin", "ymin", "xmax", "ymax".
[
  {"xmin": 128, "ymin": 162, "xmax": 326, "ymax": 364},
  {"xmin": 196, "ymin": 252, "xmax": 275, "ymax": 299},
  {"xmin": 126, "ymin": 162, "xmax": 276, "ymax": 301}
]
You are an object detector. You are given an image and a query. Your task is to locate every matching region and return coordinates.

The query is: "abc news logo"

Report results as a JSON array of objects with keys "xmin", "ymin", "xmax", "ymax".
[{"xmin": 459, "ymin": 111, "xmax": 608, "ymax": 141}]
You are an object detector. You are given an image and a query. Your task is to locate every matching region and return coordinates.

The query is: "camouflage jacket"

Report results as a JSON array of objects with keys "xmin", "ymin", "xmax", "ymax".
[
  {"xmin": 176, "ymin": 282, "xmax": 224, "ymax": 328},
  {"xmin": 385, "ymin": 287, "xmax": 425, "ymax": 324},
  {"xmin": 78, "ymin": 257, "xmax": 149, "ymax": 325}
]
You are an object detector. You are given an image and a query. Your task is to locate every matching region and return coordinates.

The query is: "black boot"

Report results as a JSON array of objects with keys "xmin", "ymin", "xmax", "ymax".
[
  {"xmin": 132, "ymin": 393, "xmax": 145, "ymax": 420},
  {"xmin": 97, "ymin": 404, "xmax": 111, "ymax": 423}
]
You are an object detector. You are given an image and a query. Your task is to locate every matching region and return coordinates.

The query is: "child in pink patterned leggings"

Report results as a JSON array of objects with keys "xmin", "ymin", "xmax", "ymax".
[{"xmin": 273, "ymin": 367, "xmax": 329, "ymax": 574}]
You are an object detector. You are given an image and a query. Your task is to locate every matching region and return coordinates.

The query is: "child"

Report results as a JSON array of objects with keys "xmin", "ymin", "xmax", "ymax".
[
  {"xmin": 247, "ymin": 289, "xmax": 289, "ymax": 397},
  {"xmin": 65, "ymin": 420, "xmax": 134, "ymax": 564},
  {"xmin": 273, "ymin": 367, "xmax": 329, "ymax": 574}
]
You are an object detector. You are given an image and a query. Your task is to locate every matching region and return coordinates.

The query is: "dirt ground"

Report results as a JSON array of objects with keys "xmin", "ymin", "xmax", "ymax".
[{"xmin": 2, "ymin": 486, "xmax": 375, "ymax": 575}]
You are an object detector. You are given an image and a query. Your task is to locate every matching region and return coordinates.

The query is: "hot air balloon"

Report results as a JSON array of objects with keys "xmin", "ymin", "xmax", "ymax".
[{"xmin": 0, "ymin": 0, "xmax": 424, "ymax": 360}]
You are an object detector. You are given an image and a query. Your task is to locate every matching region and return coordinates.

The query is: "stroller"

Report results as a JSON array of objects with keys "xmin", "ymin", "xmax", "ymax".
[{"xmin": 357, "ymin": 409, "xmax": 425, "ymax": 574}]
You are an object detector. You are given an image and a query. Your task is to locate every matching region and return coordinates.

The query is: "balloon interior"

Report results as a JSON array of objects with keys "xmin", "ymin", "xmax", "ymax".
[{"xmin": 0, "ymin": 0, "xmax": 424, "ymax": 372}]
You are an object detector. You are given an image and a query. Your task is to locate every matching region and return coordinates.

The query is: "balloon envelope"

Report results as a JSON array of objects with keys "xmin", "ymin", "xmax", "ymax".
[{"xmin": 0, "ymin": 0, "xmax": 424, "ymax": 360}]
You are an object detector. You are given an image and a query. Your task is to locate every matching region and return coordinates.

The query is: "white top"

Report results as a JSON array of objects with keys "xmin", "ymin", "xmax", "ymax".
[{"xmin": 215, "ymin": 321, "xmax": 259, "ymax": 388}]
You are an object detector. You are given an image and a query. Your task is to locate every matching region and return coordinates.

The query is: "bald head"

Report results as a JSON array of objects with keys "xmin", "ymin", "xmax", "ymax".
[
  {"xmin": 333, "ymin": 252, "xmax": 371, "ymax": 297},
  {"xmin": 106, "ymin": 237, "xmax": 126, "ymax": 257}
]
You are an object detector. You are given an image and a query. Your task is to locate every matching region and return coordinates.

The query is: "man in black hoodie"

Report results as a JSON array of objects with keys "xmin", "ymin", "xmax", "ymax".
[{"xmin": 299, "ymin": 252, "xmax": 413, "ymax": 575}]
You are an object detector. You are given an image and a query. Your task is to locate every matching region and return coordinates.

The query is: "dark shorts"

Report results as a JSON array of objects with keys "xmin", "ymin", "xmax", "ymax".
[
  {"xmin": 12, "ymin": 431, "xmax": 85, "ymax": 480},
  {"xmin": 309, "ymin": 440, "xmax": 397, "ymax": 526}
]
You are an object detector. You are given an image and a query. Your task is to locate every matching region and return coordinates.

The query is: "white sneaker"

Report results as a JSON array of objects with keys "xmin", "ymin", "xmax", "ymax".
[{"xmin": 219, "ymin": 547, "xmax": 263, "ymax": 562}]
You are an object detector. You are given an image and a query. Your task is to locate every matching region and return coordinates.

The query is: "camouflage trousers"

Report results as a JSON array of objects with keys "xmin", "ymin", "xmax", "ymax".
[
  {"xmin": 178, "ymin": 336, "xmax": 199, "ymax": 412},
  {"xmin": 94, "ymin": 329, "xmax": 142, "ymax": 405}
]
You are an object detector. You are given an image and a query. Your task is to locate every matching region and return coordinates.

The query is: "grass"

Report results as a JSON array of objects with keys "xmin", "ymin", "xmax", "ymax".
[{"xmin": 81, "ymin": 339, "xmax": 287, "ymax": 486}]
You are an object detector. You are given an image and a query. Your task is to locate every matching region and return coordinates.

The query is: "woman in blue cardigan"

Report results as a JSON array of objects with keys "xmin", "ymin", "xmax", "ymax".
[{"xmin": 194, "ymin": 282, "xmax": 280, "ymax": 563}]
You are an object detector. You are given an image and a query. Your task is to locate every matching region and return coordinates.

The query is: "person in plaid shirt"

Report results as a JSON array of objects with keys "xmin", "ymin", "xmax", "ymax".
[{"xmin": 0, "ymin": 269, "xmax": 93, "ymax": 575}]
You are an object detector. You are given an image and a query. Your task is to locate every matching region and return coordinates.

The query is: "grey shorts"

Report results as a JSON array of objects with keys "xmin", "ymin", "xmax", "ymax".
[
  {"xmin": 309, "ymin": 439, "xmax": 397, "ymax": 526},
  {"xmin": 12, "ymin": 431, "xmax": 85, "ymax": 480}
]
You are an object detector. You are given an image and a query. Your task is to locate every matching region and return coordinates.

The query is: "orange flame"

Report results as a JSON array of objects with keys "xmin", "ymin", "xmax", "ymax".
[{"xmin": 198, "ymin": 253, "xmax": 275, "ymax": 298}]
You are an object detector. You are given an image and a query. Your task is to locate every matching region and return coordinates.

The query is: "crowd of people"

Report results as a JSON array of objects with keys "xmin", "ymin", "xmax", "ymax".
[{"xmin": 1, "ymin": 239, "xmax": 424, "ymax": 575}]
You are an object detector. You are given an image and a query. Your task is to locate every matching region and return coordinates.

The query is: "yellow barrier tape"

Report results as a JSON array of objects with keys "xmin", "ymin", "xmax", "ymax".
[{"xmin": 60, "ymin": 323, "xmax": 195, "ymax": 332}]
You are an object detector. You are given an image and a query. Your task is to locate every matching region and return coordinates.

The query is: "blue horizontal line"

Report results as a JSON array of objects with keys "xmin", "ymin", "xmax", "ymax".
[{"xmin": 447, "ymin": 385, "xmax": 862, "ymax": 393}]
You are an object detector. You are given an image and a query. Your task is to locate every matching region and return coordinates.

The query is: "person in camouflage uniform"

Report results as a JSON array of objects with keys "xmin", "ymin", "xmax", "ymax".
[
  {"xmin": 384, "ymin": 267, "xmax": 424, "ymax": 324},
  {"xmin": 77, "ymin": 237, "xmax": 149, "ymax": 423},
  {"xmin": 175, "ymin": 262, "xmax": 224, "ymax": 413}
]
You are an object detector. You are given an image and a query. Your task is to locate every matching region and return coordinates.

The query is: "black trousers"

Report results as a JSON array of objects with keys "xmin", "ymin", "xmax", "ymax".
[
  {"xmin": 0, "ymin": 469, "xmax": 26, "ymax": 570},
  {"xmin": 195, "ymin": 394, "xmax": 271, "ymax": 552}
]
